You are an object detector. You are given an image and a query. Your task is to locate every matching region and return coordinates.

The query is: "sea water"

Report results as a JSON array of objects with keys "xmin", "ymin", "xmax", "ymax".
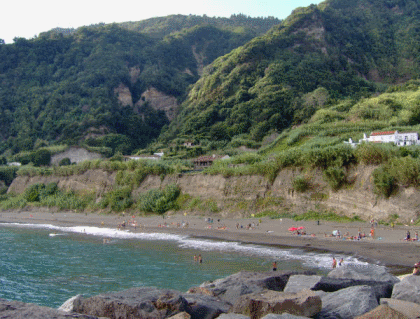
[{"xmin": 0, "ymin": 222, "xmax": 367, "ymax": 308}]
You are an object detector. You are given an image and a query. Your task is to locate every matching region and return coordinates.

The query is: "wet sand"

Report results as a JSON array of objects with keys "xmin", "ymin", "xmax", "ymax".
[{"xmin": 0, "ymin": 209, "xmax": 418, "ymax": 274}]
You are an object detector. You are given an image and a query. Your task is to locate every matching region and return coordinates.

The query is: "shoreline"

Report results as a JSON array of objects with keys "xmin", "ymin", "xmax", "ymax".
[{"xmin": 0, "ymin": 209, "xmax": 418, "ymax": 275}]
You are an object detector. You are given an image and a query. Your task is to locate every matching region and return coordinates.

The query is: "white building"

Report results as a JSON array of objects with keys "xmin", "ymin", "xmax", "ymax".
[{"xmin": 344, "ymin": 130, "xmax": 420, "ymax": 147}]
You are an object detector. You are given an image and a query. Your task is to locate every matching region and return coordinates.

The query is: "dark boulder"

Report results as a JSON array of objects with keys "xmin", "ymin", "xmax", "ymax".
[
  {"xmin": 182, "ymin": 293, "xmax": 231, "ymax": 319},
  {"xmin": 195, "ymin": 271, "xmax": 312, "ymax": 305},
  {"xmin": 312, "ymin": 277, "xmax": 394, "ymax": 301},
  {"xmin": 0, "ymin": 298, "xmax": 97, "ymax": 319},
  {"xmin": 73, "ymin": 287, "xmax": 189, "ymax": 319},
  {"xmin": 327, "ymin": 264, "xmax": 399, "ymax": 283},
  {"xmin": 315, "ymin": 285, "xmax": 379, "ymax": 319},
  {"xmin": 232, "ymin": 289, "xmax": 321, "ymax": 319},
  {"xmin": 391, "ymin": 275, "xmax": 420, "ymax": 304}
]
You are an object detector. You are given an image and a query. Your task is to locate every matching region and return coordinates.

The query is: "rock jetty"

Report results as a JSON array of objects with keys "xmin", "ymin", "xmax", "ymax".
[{"xmin": 2, "ymin": 264, "xmax": 420, "ymax": 319}]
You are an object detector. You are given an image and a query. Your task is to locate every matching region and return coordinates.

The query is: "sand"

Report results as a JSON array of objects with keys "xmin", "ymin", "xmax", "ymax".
[{"xmin": 0, "ymin": 208, "xmax": 419, "ymax": 274}]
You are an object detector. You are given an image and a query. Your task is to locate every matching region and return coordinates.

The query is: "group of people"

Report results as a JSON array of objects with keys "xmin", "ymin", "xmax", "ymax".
[
  {"xmin": 332, "ymin": 257, "xmax": 344, "ymax": 269},
  {"xmin": 193, "ymin": 254, "xmax": 203, "ymax": 264},
  {"xmin": 404, "ymin": 230, "xmax": 419, "ymax": 241}
]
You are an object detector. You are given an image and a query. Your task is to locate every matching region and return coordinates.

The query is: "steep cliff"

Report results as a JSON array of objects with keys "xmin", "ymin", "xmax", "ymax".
[{"xmin": 7, "ymin": 165, "xmax": 420, "ymax": 222}]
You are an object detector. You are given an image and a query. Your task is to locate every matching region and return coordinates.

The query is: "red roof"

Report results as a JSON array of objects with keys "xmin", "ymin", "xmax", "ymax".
[{"xmin": 370, "ymin": 131, "xmax": 396, "ymax": 136}]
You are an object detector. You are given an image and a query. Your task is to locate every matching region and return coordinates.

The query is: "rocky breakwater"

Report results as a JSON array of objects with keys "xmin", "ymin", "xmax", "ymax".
[{"xmin": 3, "ymin": 265, "xmax": 420, "ymax": 319}]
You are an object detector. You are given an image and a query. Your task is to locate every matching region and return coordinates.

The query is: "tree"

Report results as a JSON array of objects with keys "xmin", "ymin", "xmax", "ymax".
[{"xmin": 32, "ymin": 149, "xmax": 51, "ymax": 166}]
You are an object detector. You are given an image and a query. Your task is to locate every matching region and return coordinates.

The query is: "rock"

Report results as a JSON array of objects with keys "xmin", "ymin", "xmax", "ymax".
[
  {"xmin": 197, "ymin": 271, "xmax": 310, "ymax": 305},
  {"xmin": 354, "ymin": 304, "xmax": 410, "ymax": 319},
  {"xmin": 232, "ymin": 289, "xmax": 321, "ymax": 319},
  {"xmin": 187, "ymin": 287, "xmax": 217, "ymax": 297},
  {"xmin": 327, "ymin": 264, "xmax": 399, "ymax": 283},
  {"xmin": 216, "ymin": 314, "xmax": 250, "ymax": 319},
  {"xmin": 183, "ymin": 293, "xmax": 231, "ymax": 319},
  {"xmin": 73, "ymin": 287, "xmax": 189, "ymax": 319},
  {"xmin": 261, "ymin": 314, "xmax": 311, "ymax": 319},
  {"xmin": 58, "ymin": 294, "xmax": 83, "ymax": 312},
  {"xmin": 316, "ymin": 285, "xmax": 378, "ymax": 319},
  {"xmin": 0, "ymin": 298, "xmax": 97, "ymax": 319},
  {"xmin": 391, "ymin": 275, "xmax": 420, "ymax": 304},
  {"xmin": 283, "ymin": 276, "xmax": 322, "ymax": 293},
  {"xmin": 380, "ymin": 298, "xmax": 420, "ymax": 318},
  {"xmin": 312, "ymin": 277, "xmax": 394, "ymax": 301},
  {"xmin": 168, "ymin": 312, "xmax": 191, "ymax": 319}
]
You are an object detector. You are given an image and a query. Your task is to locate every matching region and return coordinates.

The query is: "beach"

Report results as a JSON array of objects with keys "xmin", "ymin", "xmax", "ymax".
[{"xmin": 0, "ymin": 208, "xmax": 418, "ymax": 274}]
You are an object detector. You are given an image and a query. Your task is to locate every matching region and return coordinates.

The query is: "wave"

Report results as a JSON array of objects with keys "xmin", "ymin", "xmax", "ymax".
[{"xmin": 0, "ymin": 222, "xmax": 368, "ymax": 269}]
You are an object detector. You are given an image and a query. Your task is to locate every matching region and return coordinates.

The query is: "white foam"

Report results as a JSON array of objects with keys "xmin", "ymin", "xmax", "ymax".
[{"xmin": 0, "ymin": 222, "xmax": 368, "ymax": 269}]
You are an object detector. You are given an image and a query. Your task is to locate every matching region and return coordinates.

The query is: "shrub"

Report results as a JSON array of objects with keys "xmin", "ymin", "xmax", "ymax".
[
  {"xmin": 386, "ymin": 156, "xmax": 420, "ymax": 187},
  {"xmin": 372, "ymin": 167, "xmax": 396, "ymax": 198},
  {"xmin": 323, "ymin": 167, "xmax": 346, "ymax": 191},
  {"xmin": 32, "ymin": 149, "xmax": 51, "ymax": 167},
  {"xmin": 59, "ymin": 158, "xmax": 71, "ymax": 166},
  {"xmin": 23, "ymin": 183, "xmax": 45, "ymax": 202},
  {"xmin": 0, "ymin": 166, "xmax": 19, "ymax": 185},
  {"xmin": 302, "ymin": 145, "xmax": 355, "ymax": 169},
  {"xmin": 137, "ymin": 184, "xmax": 181, "ymax": 214},
  {"xmin": 355, "ymin": 143, "xmax": 395, "ymax": 165},
  {"xmin": 101, "ymin": 187, "xmax": 133, "ymax": 211},
  {"xmin": 293, "ymin": 176, "xmax": 310, "ymax": 192}
]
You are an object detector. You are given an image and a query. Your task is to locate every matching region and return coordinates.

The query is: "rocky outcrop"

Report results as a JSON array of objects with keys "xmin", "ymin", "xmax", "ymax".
[
  {"xmin": 312, "ymin": 277, "xmax": 394, "ymax": 300},
  {"xmin": 231, "ymin": 289, "xmax": 322, "ymax": 319},
  {"xmin": 327, "ymin": 264, "xmax": 399, "ymax": 283},
  {"xmin": 0, "ymin": 298, "xmax": 97, "ymax": 319},
  {"xmin": 136, "ymin": 87, "xmax": 178, "ymax": 121},
  {"xmin": 355, "ymin": 304, "xmax": 410, "ymax": 319},
  {"xmin": 380, "ymin": 298, "xmax": 420, "ymax": 318},
  {"xmin": 193, "ymin": 271, "xmax": 303, "ymax": 305},
  {"xmin": 283, "ymin": 275, "xmax": 322, "ymax": 293},
  {"xmin": 391, "ymin": 275, "xmax": 420, "ymax": 304},
  {"xmin": 73, "ymin": 287, "xmax": 189, "ymax": 319},
  {"xmin": 316, "ymin": 285, "xmax": 379, "ymax": 319},
  {"xmin": 8, "ymin": 267, "xmax": 411, "ymax": 319},
  {"xmin": 50, "ymin": 147, "xmax": 103, "ymax": 166},
  {"xmin": 114, "ymin": 83, "xmax": 134, "ymax": 107}
]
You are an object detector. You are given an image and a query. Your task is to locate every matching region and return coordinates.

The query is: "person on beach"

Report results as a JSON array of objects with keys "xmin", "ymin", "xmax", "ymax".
[
  {"xmin": 194, "ymin": 255, "xmax": 197, "ymax": 262},
  {"xmin": 339, "ymin": 258, "xmax": 344, "ymax": 266},
  {"xmin": 272, "ymin": 261, "xmax": 277, "ymax": 271},
  {"xmin": 413, "ymin": 262, "xmax": 420, "ymax": 275},
  {"xmin": 406, "ymin": 230, "xmax": 411, "ymax": 241},
  {"xmin": 198, "ymin": 254, "xmax": 202, "ymax": 264},
  {"xmin": 332, "ymin": 257, "xmax": 337, "ymax": 269}
]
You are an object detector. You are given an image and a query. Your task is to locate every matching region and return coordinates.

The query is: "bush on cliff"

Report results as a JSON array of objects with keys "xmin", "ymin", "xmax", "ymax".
[
  {"xmin": 372, "ymin": 167, "xmax": 396, "ymax": 198},
  {"xmin": 323, "ymin": 167, "xmax": 346, "ymax": 191},
  {"xmin": 137, "ymin": 184, "xmax": 181, "ymax": 214},
  {"xmin": 99, "ymin": 187, "xmax": 133, "ymax": 212},
  {"xmin": 293, "ymin": 176, "xmax": 310, "ymax": 193}
]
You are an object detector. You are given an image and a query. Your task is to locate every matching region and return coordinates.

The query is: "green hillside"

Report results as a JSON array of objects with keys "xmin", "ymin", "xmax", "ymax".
[
  {"xmin": 0, "ymin": 15, "xmax": 279, "ymax": 157},
  {"xmin": 162, "ymin": 0, "xmax": 420, "ymax": 146}
]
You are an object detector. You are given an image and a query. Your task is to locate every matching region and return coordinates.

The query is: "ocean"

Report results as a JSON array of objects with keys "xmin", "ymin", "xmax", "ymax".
[{"xmin": 0, "ymin": 222, "xmax": 367, "ymax": 308}]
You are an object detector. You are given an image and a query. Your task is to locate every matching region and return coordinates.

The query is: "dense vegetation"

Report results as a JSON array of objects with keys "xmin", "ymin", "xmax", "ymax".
[
  {"xmin": 0, "ymin": 15, "xmax": 279, "ymax": 157},
  {"xmin": 162, "ymin": 0, "xmax": 420, "ymax": 145}
]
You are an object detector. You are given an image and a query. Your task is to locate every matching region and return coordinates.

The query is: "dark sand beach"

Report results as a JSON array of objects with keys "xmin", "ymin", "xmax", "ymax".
[{"xmin": 1, "ymin": 209, "xmax": 418, "ymax": 274}]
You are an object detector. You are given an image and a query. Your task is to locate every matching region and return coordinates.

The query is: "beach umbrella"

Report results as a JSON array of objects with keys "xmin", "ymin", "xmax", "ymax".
[
  {"xmin": 297, "ymin": 226, "xmax": 305, "ymax": 230},
  {"xmin": 288, "ymin": 227, "xmax": 298, "ymax": 232}
]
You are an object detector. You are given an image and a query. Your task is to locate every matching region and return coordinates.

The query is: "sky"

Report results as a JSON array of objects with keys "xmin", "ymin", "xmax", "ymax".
[{"xmin": 2, "ymin": 0, "xmax": 324, "ymax": 44}]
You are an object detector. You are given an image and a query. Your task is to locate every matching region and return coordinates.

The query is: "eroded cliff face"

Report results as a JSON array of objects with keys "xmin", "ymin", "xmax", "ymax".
[
  {"xmin": 7, "ymin": 165, "xmax": 420, "ymax": 222},
  {"xmin": 136, "ymin": 87, "xmax": 178, "ymax": 121}
]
